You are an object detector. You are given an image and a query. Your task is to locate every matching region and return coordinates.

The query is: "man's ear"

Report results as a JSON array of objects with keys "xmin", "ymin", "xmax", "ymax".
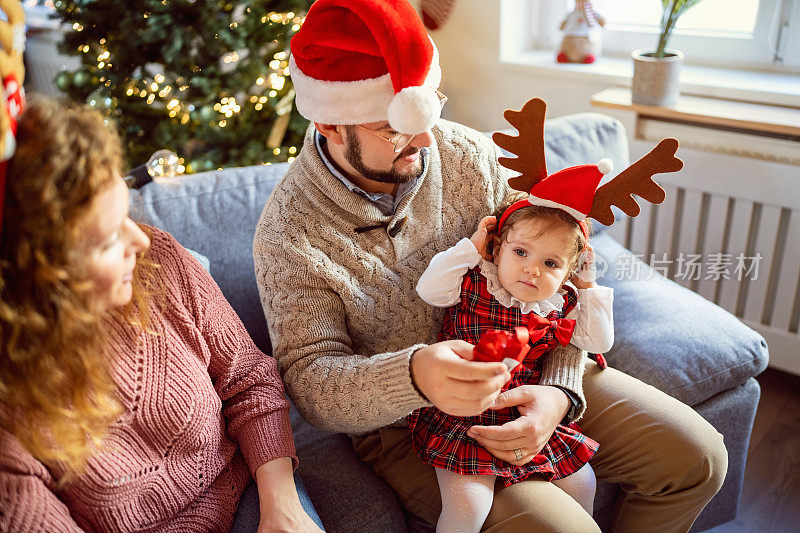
[{"xmin": 315, "ymin": 123, "xmax": 346, "ymax": 146}]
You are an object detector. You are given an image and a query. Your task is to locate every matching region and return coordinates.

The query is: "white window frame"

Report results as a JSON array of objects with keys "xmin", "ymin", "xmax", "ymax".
[{"xmin": 524, "ymin": 0, "xmax": 800, "ymax": 71}]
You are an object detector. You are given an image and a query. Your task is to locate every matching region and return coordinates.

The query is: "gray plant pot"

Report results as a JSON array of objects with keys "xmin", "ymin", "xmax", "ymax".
[{"xmin": 631, "ymin": 48, "xmax": 684, "ymax": 107}]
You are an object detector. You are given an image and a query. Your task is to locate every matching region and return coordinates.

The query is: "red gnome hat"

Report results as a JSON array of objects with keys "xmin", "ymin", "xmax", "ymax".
[
  {"xmin": 527, "ymin": 159, "xmax": 614, "ymax": 220},
  {"xmin": 289, "ymin": 0, "xmax": 443, "ymax": 135}
]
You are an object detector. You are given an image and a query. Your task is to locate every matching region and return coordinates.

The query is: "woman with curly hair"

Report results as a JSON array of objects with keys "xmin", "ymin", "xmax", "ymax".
[{"xmin": 0, "ymin": 97, "xmax": 323, "ymax": 532}]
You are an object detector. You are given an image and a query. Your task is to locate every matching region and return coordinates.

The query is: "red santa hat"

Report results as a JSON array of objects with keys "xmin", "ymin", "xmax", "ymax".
[
  {"xmin": 498, "ymin": 158, "xmax": 614, "ymax": 237},
  {"xmin": 289, "ymin": 0, "xmax": 443, "ymax": 135}
]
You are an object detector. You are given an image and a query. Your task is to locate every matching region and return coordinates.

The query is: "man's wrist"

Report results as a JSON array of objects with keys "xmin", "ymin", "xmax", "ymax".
[
  {"xmin": 409, "ymin": 346, "xmax": 429, "ymax": 401},
  {"xmin": 553, "ymin": 385, "xmax": 580, "ymax": 425}
]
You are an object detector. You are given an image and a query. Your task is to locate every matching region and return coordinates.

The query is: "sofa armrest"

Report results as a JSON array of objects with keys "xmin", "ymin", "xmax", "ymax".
[{"xmin": 592, "ymin": 232, "xmax": 769, "ymax": 406}]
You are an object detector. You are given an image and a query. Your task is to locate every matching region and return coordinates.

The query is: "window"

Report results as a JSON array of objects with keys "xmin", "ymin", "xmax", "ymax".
[{"xmin": 525, "ymin": 0, "xmax": 800, "ymax": 70}]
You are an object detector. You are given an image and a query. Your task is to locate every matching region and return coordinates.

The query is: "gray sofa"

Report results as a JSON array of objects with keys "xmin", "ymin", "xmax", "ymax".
[{"xmin": 130, "ymin": 113, "xmax": 768, "ymax": 532}]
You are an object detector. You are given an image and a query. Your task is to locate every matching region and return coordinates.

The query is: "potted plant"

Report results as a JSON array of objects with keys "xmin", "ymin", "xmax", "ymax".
[{"xmin": 631, "ymin": 0, "xmax": 703, "ymax": 106}]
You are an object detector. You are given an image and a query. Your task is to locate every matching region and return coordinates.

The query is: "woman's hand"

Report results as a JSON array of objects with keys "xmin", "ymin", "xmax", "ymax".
[
  {"xmin": 258, "ymin": 503, "xmax": 323, "ymax": 533},
  {"xmin": 466, "ymin": 385, "xmax": 570, "ymax": 466},
  {"xmin": 470, "ymin": 216, "xmax": 497, "ymax": 261},
  {"xmin": 570, "ymin": 244, "xmax": 598, "ymax": 290},
  {"xmin": 255, "ymin": 458, "xmax": 324, "ymax": 533}
]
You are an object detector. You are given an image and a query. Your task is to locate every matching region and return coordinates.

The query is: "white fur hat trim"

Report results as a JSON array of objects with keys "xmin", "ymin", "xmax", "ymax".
[
  {"xmin": 526, "ymin": 195, "xmax": 586, "ymax": 221},
  {"xmin": 290, "ymin": 39, "xmax": 442, "ymax": 132}
]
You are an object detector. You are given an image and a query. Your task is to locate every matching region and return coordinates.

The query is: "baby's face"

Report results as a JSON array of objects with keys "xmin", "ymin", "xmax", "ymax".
[{"xmin": 493, "ymin": 218, "xmax": 573, "ymax": 303}]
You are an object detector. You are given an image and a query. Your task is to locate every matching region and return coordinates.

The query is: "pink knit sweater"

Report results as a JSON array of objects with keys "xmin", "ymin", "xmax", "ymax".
[{"xmin": 0, "ymin": 228, "xmax": 296, "ymax": 532}]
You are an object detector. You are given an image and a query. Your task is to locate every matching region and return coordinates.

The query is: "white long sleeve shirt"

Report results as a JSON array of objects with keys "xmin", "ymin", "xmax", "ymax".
[{"xmin": 416, "ymin": 238, "xmax": 614, "ymax": 354}]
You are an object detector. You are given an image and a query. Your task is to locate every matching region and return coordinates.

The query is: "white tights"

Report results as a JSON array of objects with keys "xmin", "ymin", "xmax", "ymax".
[{"xmin": 435, "ymin": 464, "xmax": 596, "ymax": 533}]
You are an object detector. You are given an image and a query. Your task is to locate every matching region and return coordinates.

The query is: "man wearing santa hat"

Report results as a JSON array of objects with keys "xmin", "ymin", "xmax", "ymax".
[{"xmin": 253, "ymin": 0, "xmax": 726, "ymax": 531}]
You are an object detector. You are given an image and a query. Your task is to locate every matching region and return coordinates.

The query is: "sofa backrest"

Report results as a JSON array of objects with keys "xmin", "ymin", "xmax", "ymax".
[
  {"xmin": 129, "ymin": 113, "xmax": 629, "ymax": 355},
  {"xmin": 130, "ymin": 164, "xmax": 287, "ymax": 353}
]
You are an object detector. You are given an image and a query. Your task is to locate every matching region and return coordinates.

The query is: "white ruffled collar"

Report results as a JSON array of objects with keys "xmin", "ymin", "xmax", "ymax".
[{"xmin": 478, "ymin": 259, "xmax": 568, "ymax": 316}]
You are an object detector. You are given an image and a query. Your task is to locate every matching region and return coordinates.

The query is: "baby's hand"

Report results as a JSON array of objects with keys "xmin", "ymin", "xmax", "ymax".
[
  {"xmin": 470, "ymin": 216, "xmax": 497, "ymax": 261},
  {"xmin": 571, "ymin": 244, "xmax": 598, "ymax": 289}
]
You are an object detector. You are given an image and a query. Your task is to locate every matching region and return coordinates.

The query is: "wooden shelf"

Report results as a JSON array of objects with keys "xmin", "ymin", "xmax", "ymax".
[{"xmin": 590, "ymin": 87, "xmax": 800, "ymax": 138}]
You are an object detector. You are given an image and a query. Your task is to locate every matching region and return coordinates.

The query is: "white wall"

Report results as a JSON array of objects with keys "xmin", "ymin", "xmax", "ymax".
[{"xmin": 429, "ymin": 0, "xmax": 610, "ymax": 130}]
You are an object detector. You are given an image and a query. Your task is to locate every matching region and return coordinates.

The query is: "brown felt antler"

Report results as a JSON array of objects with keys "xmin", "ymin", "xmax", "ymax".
[
  {"xmin": 587, "ymin": 138, "xmax": 682, "ymax": 226},
  {"xmin": 492, "ymin": 98, "xmax": 548, "ymax": 193}
]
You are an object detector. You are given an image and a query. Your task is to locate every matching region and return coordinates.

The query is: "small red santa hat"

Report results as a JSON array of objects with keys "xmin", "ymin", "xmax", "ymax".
[
  {"xmin": 498, "ymin": 158, "xmax": 614, "ymax": 236},
  {"xmin": 289, "ymin": 0, "xmax": 442, "ymax": 135}
]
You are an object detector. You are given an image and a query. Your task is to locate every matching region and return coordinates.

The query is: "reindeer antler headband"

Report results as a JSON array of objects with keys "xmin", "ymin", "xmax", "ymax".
[
  {"xmin": 492, "ymin": 98, "xmax": 683, "ymax": 236},
  {"xmin": 0, "ymin": 0, "xmax": 26, "ymax": 238}
]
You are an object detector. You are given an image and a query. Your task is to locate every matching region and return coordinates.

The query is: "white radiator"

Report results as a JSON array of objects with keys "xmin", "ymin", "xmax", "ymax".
[{"xmin": 604, "ymin": 123, "xmax": 800, "ymax": 376}]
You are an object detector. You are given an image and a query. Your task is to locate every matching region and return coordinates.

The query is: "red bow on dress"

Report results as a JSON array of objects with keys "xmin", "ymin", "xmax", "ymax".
[
  {"xmin": 528, "ymin": 314, "xmax": 609, "ymax": 369},
  {"xmin": 472, "ymin": 314, "xmax": 576, "ymax": 371},
  {"xmin": 526, "ymin": 314, "xmax": 576, "ymax": 346}
]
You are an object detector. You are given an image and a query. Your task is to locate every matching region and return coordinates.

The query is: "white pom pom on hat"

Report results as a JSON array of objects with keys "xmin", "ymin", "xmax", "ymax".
[
  {"xmin": 387, "ymin": 85, "xmax": 441, "ymax": 135},
  {"xmin": 597, "ymin": 158, "xmax": 613, "ymax": 175}
]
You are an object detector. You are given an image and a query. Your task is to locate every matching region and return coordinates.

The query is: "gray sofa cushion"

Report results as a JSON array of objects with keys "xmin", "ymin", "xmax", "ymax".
[
  {"xmin": 130, "ymin": 164, "xmax": 288, "ymax": 354},
  {"xmin": 539, "ymin": 112, "xmax": 629, "ymax": 178},
  {"xmin": 592, "ymin": 232, "xmax": 769, "ymax": 405},
  {"xmin": 289, "ymin": 404, "xmax": 409, "ymax": 532}
]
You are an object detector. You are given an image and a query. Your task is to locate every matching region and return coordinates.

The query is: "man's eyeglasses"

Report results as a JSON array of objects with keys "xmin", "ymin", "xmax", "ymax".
[{"xmin": 356, "ymin": 90, "xmax": 447, "ymax": 153}]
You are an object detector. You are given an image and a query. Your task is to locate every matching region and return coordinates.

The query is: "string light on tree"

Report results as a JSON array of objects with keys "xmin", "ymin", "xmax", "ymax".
[{"xmin": 54, "ymin": 0, "xmax": 313, "ymax": 172}]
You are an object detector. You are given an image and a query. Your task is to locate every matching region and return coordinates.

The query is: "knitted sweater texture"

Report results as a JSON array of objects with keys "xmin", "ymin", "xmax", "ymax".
[
  {"xmin": 254, "ymin": 121, "xmax": 587, "ymax": 435},
  {"xmin": 0, "ymin": 228, "xmax": 296, "ymax": 532}
]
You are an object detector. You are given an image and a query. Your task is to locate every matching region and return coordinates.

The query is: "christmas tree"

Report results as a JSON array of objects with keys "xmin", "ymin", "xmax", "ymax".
[{"xmin": 53, "ymin": 0, "xmax": 313, "ymax": 173}]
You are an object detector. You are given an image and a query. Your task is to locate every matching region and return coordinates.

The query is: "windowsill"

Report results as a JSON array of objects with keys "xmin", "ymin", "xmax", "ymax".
[{"xmin": 501, "ymin": 50, "xmax": 800, "ymax": 109}]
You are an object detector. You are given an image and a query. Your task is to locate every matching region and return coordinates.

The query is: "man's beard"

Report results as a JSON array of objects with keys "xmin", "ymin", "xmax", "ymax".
[{"xmin": 344, "ymin": 132, "xmax": 424, "ymax": 185}]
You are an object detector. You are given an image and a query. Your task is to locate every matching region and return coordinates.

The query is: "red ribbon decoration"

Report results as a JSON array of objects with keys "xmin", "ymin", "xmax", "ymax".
[
  {"xmin": 473, "ymin": 326, "xmax": 531, "ymax": 367},
  {"xmin": 472, "ymin": 314, "xmax": 577, "ymax": 372},
  {"xmin": 0, "ymin": 73, "xmax": 25, "ymax": 238},
  {"xmin": 526, "ymin": 313, "xmax": 576, "ymax": 346}
]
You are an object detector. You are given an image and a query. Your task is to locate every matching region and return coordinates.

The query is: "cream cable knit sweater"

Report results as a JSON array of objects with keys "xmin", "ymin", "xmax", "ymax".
[{"xmin": 254, "ymin": 121, "xmax": 587, "ymax": 435}]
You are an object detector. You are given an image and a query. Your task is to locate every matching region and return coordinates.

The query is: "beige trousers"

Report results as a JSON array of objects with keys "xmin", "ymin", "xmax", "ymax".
[{"xmin": 352, "ymin": 362, "xmax": 728, "ymax": 533}]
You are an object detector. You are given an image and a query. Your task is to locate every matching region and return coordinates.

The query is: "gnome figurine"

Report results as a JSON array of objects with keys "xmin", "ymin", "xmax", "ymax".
[{"xmin": 557, "ymin": 0, "xmax": 606, "ymax": 64}]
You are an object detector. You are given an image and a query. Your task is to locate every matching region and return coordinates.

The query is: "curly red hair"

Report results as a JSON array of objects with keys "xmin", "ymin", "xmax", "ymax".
[{"xmin": 0, "ymin": 97, "xmax": 157, "ymax": 474}]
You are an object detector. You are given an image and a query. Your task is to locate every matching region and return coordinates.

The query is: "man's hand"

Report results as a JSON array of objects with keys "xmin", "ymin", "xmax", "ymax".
[
  {"xmin": 466, "ymin": 385, "xmax": 570, "ymax": 465},
  {"xmin": 411, "ymin": 340, "xmax": 511, "ymax": 417},
  {"xmin": 469, "ymin": 216, "xmax": 497, "ymax": 261}
]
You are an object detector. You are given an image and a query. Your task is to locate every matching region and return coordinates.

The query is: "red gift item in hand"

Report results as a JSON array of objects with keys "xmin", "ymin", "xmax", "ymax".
[{"xmin": 472, "ymin": 327, "xmax": 530, "ymax": 371}]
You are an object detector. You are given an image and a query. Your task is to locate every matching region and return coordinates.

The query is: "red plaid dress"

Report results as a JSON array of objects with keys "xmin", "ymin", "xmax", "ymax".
[{"xmin": 407, "ymin": 267, "xmax": 599, "ymax": 486}]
